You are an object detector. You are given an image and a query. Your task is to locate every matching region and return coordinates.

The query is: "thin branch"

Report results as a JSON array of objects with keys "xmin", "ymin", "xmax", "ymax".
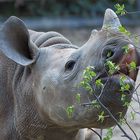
[
  {"xmin": 124, "ymin": 118, "xmax": 139, "ymax": 140},
  {"xmin": 89, "ymin": 128, "xmax": 102, "ymax": 140},
  {"xmin": 93, "ymin": 94, "xmax": 133, "ymax": 140},
  {"xmin": 126, "ymin": 11, "xmax": 140, "ymax": 15},
  {"xmin": 130, "ymin": 105, "xmax": 140, "ymax": 115}
]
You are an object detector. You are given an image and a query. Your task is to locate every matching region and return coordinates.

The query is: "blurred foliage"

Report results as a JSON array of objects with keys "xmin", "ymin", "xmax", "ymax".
[{"xmin": 0, "ymin": 0, "xmax": 137, "ymax": 17}]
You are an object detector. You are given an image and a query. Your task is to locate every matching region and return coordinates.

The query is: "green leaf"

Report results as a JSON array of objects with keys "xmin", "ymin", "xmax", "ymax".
[
  {"xmin": 130, "ymin": 111, "xmax": 136, "ymax": 120},
  {"xmin": 134, "ymin": 35, "xmax": 139, "ymax": 45},
  {"xmin": 119, "ymin": 26, "xmax": 131, "ymax": 36},
  {"xmin": 122, "ymin": 45, "xmax": 130, "ymax": 54},
  {"xmin": 106, "ymin": 61, "xmax": 120, "ymax": 75},
  {"xmin": 98, "ymin": 111, "xmax": 105, "ymax": 123},
  {"xmin": 119, "ymin": 118, "xmax": 126, "ymax": 125},
  {"xmin": 120, "ymin": 84, "xmax": 130, "ymax": 92},
  {"xmin": 80, "ymin": 66, "xmax": 96, "ymax": 93},
  {"xmin": 120, "ymin": 75, "xmax": 130, "ymax": 92},
  {"xmin": 129, "ymin": 61, "xmax": 136, "ymax": 71},
  {"xmin": 76, "ymin": 93, "xmax": 81, "ymax": 103},
  {"xmin": 118, "ymin": 112, "xmax": 123, "ymax": 118},
  {"xmin": 114, "ymin": 4, "xmax": 126, "ymax": 16},
  {"xmin": 118, "ymin": 112, "xmax": 126, "ymax": 125},
  {"xmin": 66, "ymin": 105, "xmax": 74, "ymax": 118},
  {"xmin": 107, "ymin": 51, "xmax": 112, "ymax": 58},
  {"xmin": 80, "ymin": 81, "xmax": 93, "ymax": 93},
  {"xmin": 95, "ymin": 79, "xmax": 104, "ymax": 87},
  {"xmin": 123, "ymin": 101, "xmax": 130, "ymax": 107},
  {"xmin": 120, "ymin": 75, "xmax": 127, "ymax": 85},
  {"xmin": 82, "ymin": 66, "xmax": 96, "ymax": 82},
  {"xmin": 103, "ymin": 128, "xmax": 113, "ymax": 140},
  {"xmin": 91, "ymin": 100, "xmax": 101, "ymax": 109},
  {"xmin": 124, "ymin": 84, "xmax": 130, "ymax": 91},
  {"xmin": 121, "ymin": 94, "xmax": 126, "ymax": 102}
]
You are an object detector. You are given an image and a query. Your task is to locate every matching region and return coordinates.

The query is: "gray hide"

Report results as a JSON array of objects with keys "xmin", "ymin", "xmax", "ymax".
[{"xmin": 0, "ymin": 9, "xmax": 140, "ymax": 140}]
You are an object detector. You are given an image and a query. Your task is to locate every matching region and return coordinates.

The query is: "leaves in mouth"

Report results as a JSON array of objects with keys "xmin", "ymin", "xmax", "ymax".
[
  {"xmin": 129, "ymin": 61, "xmax": 137, "ymax": 71},
  {"xmin": 122, "ymin": 45, "xmax": 130, "ymax": 54},
  {"xmin": 105, "ymin": 60, "xmax": 120, "ymax": 75}
]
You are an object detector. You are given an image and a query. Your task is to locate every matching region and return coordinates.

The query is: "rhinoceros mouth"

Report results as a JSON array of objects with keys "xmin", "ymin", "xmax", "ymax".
[
  {"xmin": 118, "ymin": 45, "xmax": 138, "ymax": 81},
  {"xmin": 99, "ymin": 45, "xmax": 138, "ymax": 82},
  {"xmin": 97, "ymin": 65, "xmax": 137, "ymax": 88}
]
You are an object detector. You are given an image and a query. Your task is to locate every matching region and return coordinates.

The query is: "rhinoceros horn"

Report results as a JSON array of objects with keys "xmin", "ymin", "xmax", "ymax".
[{"xmin": 102, "ymin": 8, "xmax": 121, "ymax": 30}]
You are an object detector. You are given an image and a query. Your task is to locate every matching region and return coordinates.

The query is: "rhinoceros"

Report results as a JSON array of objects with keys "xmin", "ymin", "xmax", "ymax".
[{"xmin": 0, "ymin": 9, "xmax": 139, "ymax": 140}]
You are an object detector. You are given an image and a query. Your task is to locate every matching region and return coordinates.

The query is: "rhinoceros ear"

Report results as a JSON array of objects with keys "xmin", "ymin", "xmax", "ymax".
[
  {"xmin": 102, "ymin": 8, "xmax": 121, "ymax": 30},
  {"xmin": 0, "ymin": 16, "xmax": 39, "ymax": 66}
]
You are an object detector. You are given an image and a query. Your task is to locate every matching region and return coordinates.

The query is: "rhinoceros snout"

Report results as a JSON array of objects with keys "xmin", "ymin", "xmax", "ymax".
[
  {"xmin": 101, "ymin": 43, "xmax": 138, "ymax": 81},
  {"xmin": 102, "ymin": 43, "xmax": 134, "ymax": 63},
  {"xmin": 91, "ymin": 43, "xmax": 138, "ymax": 123}
]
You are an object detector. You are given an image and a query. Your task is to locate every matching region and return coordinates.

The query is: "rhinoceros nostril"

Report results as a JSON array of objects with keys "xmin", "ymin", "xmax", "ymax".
[
  {"xmin": 103, "ymin": 49, "xmax": 114, "ymax": 60},
  {"xmin": 106, "ymin": 50, "xmax": 114, "ymax": 59}
]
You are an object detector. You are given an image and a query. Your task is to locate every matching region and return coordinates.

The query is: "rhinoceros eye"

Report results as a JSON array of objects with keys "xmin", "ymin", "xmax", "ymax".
[{"xmin": 65, "ymin": 60, "xmax": 76, "ymax": 71}]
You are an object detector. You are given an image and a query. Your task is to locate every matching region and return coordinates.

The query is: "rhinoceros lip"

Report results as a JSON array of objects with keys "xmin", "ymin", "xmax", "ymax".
[
  {"xmin": 118, "ymin": 46, "xmax": 138, "ymax": 81},
  {"xmin": 97, "ymin": 67, "xmax": 137, "ymax": 83}
]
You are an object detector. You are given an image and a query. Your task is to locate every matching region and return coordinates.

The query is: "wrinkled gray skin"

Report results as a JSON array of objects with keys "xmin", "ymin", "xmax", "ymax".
[{"xmin": 0, "ymin": 9, "xmax": 140, "ymax": 140}]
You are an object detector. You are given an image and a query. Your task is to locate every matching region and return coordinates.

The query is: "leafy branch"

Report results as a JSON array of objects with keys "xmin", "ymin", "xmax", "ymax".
[{"xmin": 65, "ymin": 3, "xmax": 140, "ymax": 140}]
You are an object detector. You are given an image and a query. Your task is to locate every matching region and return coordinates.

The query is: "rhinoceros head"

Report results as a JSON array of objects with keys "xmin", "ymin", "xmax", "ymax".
[{"xmin": 0, "ymin": 9, "xmax": 139, "ymax": 129}]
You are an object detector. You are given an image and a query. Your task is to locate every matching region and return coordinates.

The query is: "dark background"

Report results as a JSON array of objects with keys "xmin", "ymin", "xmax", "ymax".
[
  {"xmin": 0, "ymin": 0, "xmax": 140, "ymax": 30},
  {"xmin": 0, "ymin": 0, "xmax": 138, "ymax": 17}
]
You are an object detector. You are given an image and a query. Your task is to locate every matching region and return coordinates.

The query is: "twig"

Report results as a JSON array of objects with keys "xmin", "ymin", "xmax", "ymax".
[
  {"xmin": 94, "ymin": 94, "xmax": 133, "ymax": 140},
  {"xmin": 130, "ymin": 105, "xmax": 140, "ymax": 115},
  {"xmin": 124, "ymin": 118, "xmax": 139, "ymax": 140},
  {"xmin": 89, "ymin": 128, "xmax": 102, "ymax": 140}
]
